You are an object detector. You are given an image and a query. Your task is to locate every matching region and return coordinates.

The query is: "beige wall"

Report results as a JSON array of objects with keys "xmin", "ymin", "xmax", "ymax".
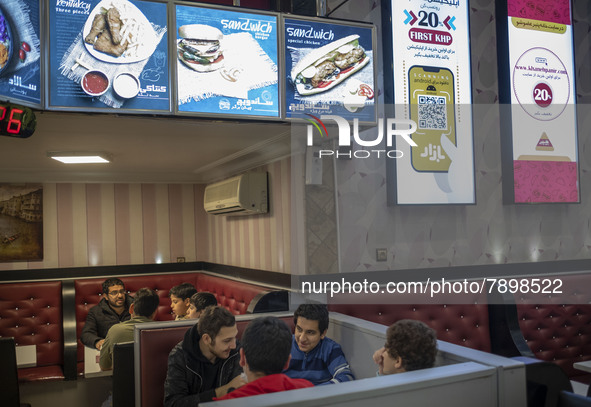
[
  {"xmin": 0, "ymin": 157, "xmax": 291, "ymax": 273},
  {"xmin": 206, "ymin": 158, "xmax": 292, "ymax": 274}
]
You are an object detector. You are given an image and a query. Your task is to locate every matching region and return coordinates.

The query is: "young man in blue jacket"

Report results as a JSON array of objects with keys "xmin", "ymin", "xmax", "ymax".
[{"xmin": 284, "ymin": 304, "xmax": 354, "ymax": 385}]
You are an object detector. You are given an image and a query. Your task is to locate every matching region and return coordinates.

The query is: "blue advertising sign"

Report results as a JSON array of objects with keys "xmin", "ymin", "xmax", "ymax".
[
  {"xmin": 48, "ymin": 0, "xmax": 169, "ymax": 112},
  {"xmin": 175, "ymin": 4, "xmax": 279, "ymax": 118},
  {"xmin": 284, "ymin": 17, "xmax": 375, "ymax": 122},
  {"xmin": 0, "ymin": 0, "xmax": 42, "ymax": 106}
]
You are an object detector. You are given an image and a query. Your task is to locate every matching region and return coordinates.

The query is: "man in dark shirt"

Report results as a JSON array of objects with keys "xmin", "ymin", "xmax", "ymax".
[
  {"xmin": 163, "ymin": 306, "xmax": 246, "ymax": 407},
  {"xmin": 80, "ymin": 278, "xmax": 134, "ymax": 350}
]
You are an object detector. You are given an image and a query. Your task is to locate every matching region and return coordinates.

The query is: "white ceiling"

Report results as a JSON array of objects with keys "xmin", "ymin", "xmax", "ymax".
[{"xmin": 0, "ymin": 110, "xmax": 294, "ymax": 184}]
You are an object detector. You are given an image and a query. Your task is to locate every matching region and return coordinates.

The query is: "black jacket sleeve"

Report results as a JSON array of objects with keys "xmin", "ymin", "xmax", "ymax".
[
  {"xmin": 80, "ymin": 307, "xmax": 101, "ymax": 348},
  {"xmin": 163, "ymin": 344, "xmax": 213, "ymax": 407}
]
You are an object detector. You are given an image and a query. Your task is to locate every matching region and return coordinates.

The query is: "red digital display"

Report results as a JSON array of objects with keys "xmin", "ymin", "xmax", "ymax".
[{"xmin": 0, "ymin": 103, "xmax": 35, "ymax": 138}]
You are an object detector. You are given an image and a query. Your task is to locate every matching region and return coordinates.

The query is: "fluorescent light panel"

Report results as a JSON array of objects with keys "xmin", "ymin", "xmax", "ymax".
[{"xmin": 48, "ymin": 152, "xmax": 111, "ymax": 164}]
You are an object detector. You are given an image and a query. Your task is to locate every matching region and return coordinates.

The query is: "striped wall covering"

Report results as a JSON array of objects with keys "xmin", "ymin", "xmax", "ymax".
[
  {"xmin": 0, "ymin": 157, "xmax": 291, "ymax": 274},
  {"xmin": 0, "ymin": 184, "xmax": 206, "ymax": 271},
  {"xmin": 206, "ymin": 158, "xmax": 291, "ymax": 274}
]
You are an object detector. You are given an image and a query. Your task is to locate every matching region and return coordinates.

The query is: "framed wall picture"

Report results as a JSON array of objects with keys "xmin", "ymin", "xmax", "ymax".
[{"xmin": 0, "ymin": 184, "xmax": 42, "ymax": 262}]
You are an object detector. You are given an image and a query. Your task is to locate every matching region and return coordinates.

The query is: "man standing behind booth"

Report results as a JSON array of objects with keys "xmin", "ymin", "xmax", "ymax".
[
  {"xmin": 284, "ymin": 304, "xmax": 354, "ymax": 385},
  {"xmin": 373, "ymin": 319, "xmax": 437, "ymax": 375},
  {"xmin": 99, "ymin": 287, "xmax": 160, "ymax": 370},
  {"xmin": 216, "ymin": 316, "xmax": 313, "ymax": 401},
  {"xmin": 164, "ymin": 306, "xmax": 246, "ymax": 407},
  {"xmin": 81, "ymin": 278, "xmax": 133, "ymax": 350}
]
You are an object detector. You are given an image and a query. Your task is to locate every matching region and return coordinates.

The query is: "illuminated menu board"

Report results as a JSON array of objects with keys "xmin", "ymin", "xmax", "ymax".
[
  {"xmin": 283, "ymin": 16, "xmax": 375, "ymax": 122},
  {"xmin": 48, "ymin": 0, "xmax": 170, "ymax": 112},
  {"xmin": 175, "ymin": 4, "xmax": 279, "ymax": 118},
  {"xmin": 500, "ymin": 0, "xmax": 579, "ymax": 203},
  {"xmin": 389, "ymin": 0, "xmax": 475, "ymax": 205},
  {"xmin": 0, "ymin": 0, "xmax": 42, "ymax": 106}
]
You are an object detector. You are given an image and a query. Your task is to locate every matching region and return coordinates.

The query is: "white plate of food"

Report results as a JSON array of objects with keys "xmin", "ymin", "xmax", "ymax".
[{"xmin": 82, "ymin": 0, "xmax": 158, "ymax": 64}]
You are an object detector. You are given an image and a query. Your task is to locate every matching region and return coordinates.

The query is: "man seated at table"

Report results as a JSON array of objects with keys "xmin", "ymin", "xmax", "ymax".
[
  {"xmin": 284, "ymin": 303, "xmax": 354, "ymax": 385},
  {"xmin": 216, "ymin": 316, "xmax": 313, "ymax": 401},
  {"xmin": 99, "ymin": 287, "xmax": 160, "ymax": 370},
  {"xmin": 164, "ymin": 306, "xmax": 246, "ymax": 407},
  {"xmin": 169, "ymin": 282, "xmax": 197, "ymax": 320},
  {"xmin": 372, "ymin": 319, "xmax": 437, "ymax": 375},
  {"xmin": 81, "ymin": 277, "xmax": 134, "ymax": 350},
  {"xmin": 186, "ymin": 292, "xmax": 218, "ymax": 320}
]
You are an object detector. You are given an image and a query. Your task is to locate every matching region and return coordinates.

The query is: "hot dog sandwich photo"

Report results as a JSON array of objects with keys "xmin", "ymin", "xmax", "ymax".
[{"xmin": 291, "ymin": 34, "xmax": 369, "ymax": 96}]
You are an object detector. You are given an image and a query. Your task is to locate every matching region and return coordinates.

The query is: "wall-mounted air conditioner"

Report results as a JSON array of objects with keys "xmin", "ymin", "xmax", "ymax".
[{"xmin": 203, "ymin": 172, "xmax": 268, "ymax": 216}]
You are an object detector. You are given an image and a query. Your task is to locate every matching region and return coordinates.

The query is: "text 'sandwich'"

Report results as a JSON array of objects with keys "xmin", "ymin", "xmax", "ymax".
[
  {"xmin": 291, "ymin": 34, "xmax": 369, "ymax": 96},
  {"xmin": 177, "ymin": 24, "xmax": 224, "ymax": 72}
]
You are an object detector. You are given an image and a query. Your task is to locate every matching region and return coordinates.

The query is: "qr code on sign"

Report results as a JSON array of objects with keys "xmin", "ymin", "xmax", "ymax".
[{"xmin": 417, "ymin": 95, "xmax": 447, "ymax": 130}]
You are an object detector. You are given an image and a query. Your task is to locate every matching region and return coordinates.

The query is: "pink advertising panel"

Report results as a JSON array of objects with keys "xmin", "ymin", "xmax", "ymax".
[{"xmin": 501, "ymin": 0, "xmax": 579, "ymax": 203}]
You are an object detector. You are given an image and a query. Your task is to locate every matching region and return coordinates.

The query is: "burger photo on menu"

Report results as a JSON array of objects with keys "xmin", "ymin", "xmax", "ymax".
[
  {"xmin": 177, "ymin": 24, "xmax": 224, "ymax": 72},
  {"xmin": 291, "ymin": 34, "xmax": 369, "ymax": 96},
  {"xmin": 174, "ymin": 4, "xmax": 279, "ymax": 117}
]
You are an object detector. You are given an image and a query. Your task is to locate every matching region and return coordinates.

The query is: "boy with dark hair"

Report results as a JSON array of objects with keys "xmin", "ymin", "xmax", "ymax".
[
  {"xmin": 99, "ymin": 287, "xmax": 160, "ymax": 370},
  {"xmin": 373, "ymin": 319, "xmax": 437, "ymax": 375},
  {"xmin": 81, "ymin": 277, "xmax": 133, "ymax": 350},
  {"xmin": 169, "ymin": 282, "xmax": 197, "ymax": 320},
  {"xmin": 284, "ymin": 304, "xmax": 354, "ymax": 385},
  {"xmin": 187, "ymin": 292, "xmax": 218, "ymax": 320},
  {"xmin": 216, "ymin": 316, "xmax": 313, "ymax": 401},
  {"xmin": 164, "ymin": 306, "xmax": 245, "ymax": 407}
]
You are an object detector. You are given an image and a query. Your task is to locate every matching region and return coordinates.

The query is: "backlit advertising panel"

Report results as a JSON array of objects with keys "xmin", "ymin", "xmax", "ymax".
[
  {"xmin": 284, "ymin": 16, "xmax": 376, "ymax": 123},
  {"xmin": 48, "ymin": 0, "xmax": 170, "ymax": 112},
  {"xmin": 501, "ymin": 0, "xmax": 579, "ymax": 203},
  {"xmin": 0, "ymin": 0, "xmax": 42, "ymax": 107},
  {"xmin": 175, "ymin": 3, "xmax": 279, "ymax": 118},
  {"xmin": 390, "ymin": 0, "xmax": 475, "ymax": 204}
]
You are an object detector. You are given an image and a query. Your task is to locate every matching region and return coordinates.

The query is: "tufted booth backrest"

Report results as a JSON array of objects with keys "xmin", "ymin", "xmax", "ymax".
[
  {"xmin": 195, "ymin": 274, "xmax": 271, "ymax": 315},
  {"xmin": 0, "ymin": 281, "xmax": 64, "ymax": 381},
  {"xmin": 328, "ymin": 290, "xmax": 491, "ymax": 352},
  {"xmin": 513, "ymin": 274, "xmax": 591, "ymax": 381}
]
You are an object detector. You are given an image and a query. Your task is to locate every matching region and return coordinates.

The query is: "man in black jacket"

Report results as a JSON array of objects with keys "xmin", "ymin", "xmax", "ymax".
[
  {"xmin": 163, "ymin": 306, "xmax": 245, "ymax": 407},
  {"xmin": 80, "ymin": 278, "xmax": 134, "ymax": 350}
]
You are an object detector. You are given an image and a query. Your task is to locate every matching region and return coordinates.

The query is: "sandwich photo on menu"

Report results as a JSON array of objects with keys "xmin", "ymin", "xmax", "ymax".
[
  {"xmin": 177, "ymin": 24, "xmax": 224, "ymax": 72},
  {"xmin": 291, "ymin": 34, "xmax": 369, "ymax": 96}
]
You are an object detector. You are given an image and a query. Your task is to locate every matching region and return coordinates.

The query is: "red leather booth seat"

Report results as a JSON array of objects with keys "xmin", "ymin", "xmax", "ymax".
[
  {"xmin": 328, "ymin": 290, "xmax": 492, "ymax": 352},
  {"xmin": 138, "ymin": 316, "xmax": 294, "ymax": 407},
  {"xmin": 0, "ymin": 281, "xmax": 64, "ymax": 382},
  {"xmin": 75, "ymin": 272, "xmax": 278, "ymax": 373},
  {"xmin": 513, "ymin": 273, "xmax": 591, "ymax": 383},
  {"xmin": 195, "ymin": 273, "xmax": 269, "ymax": 315}
]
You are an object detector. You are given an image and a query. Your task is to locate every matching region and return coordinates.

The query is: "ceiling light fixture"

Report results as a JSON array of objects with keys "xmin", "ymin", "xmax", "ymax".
[{"xmin": 48, "ymin": 151, "xmax": 112, "ymax": 164}]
